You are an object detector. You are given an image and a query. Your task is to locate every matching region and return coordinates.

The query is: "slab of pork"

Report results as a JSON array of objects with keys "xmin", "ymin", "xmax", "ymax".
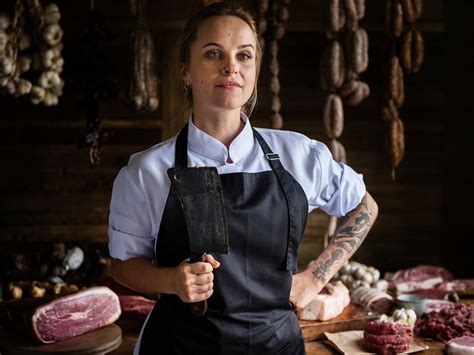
[{"xmin": 297, "ymin": 281, "xmax": 350, "ymax": 321}]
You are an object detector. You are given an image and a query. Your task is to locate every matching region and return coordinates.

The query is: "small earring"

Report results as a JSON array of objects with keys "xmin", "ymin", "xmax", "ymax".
[{"xmin": 183, "ymin": 82, "xmax": 191, "ymax": 94}]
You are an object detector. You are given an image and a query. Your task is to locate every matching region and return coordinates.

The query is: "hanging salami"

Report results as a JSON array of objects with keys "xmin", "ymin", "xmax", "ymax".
[
  {"xmin": 264, "ymin": 0, "xmax": 291, "ymax": 129},
  {"xmin": 320, "ymin": 0, "xmax": 369, "ymax": 245},
  {"xmin": 128, "ymin": 0, "xmax": 159, "ymax": 112},
  {"xmin": 382, "ymin": 0, "xmax": 424, "ymax": 180}
]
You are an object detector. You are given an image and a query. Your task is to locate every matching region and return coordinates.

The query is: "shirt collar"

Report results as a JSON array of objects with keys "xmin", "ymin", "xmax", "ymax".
[{"xmin": 187, "ymin": 112, "xmax": 254, "ymax": 165}]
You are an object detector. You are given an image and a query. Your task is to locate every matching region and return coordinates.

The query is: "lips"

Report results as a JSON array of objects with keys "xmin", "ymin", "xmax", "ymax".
[{"xmin": 216, "ymin": 81, "xmax": 242, "ymax": 88}]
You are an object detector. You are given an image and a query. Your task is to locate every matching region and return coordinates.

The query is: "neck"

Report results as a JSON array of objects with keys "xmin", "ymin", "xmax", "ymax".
[{"xmin": 192, "ymin": 107, "xmax": 244, "ymax": 149}]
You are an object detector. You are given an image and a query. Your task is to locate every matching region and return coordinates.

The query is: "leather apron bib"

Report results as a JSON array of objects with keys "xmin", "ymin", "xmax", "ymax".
[{"xmin": 139, "ymin": 123, "xmax": 309, "ymax": 354}]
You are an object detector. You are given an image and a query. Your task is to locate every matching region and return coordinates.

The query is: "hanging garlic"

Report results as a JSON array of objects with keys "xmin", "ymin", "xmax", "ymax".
[
  {"xmin": 41, "ymin": 48, "xmax": 63, "ymax": 72},
  {"xmin": 50, "ymin": 78, "xmax": 64, "ymax": 96},
  {"xmin": 14, "ymin": 78, "xmax": 32, "ymax": 96},
  {"xmin": 30, "ymin": 85, "xmax": 46, "ymax": 104},
  {"xmin": 0, "ymin": 31, "xmax": 8, "ymax": 52},
  {"xmin": 0, "ymin": 13, "xmax": 10, "ymax": 31},
  {"xmin": 38, "ymin": 70, "xmax": 60, "ymax": 89},
  {"xmin": 44, "ymin": 3, "xmax": 61, "ymax": 24},
  {"xmin": 4, "ymin": 78, "xmax": 16, "ymax": 94},
  {"xmin": 42, "ymin": 24, "xmax": 63, "ymax": 46},
  {"xmin": 0, "ymin": 56, "xmax": 14, "ymax": 75},
  {"xmin": 43, "ymin": 91, "xmax": 59, "ymax": 106},
  {"xmin": 18, "ymin": 33, "xmax": 31, "ymax": 51},
  {"xmin": 0, "ymin": 76, "xmax": 8, "ymax": 87},
  {"xmin": 17, "ymin": 55, "xmax": 32, "ymax": 73}
]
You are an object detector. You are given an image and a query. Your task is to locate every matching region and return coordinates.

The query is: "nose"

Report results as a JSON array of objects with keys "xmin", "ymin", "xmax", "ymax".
[{"xmin": 222, "ymin": 58, "xmax": 238, "ymax": 75}]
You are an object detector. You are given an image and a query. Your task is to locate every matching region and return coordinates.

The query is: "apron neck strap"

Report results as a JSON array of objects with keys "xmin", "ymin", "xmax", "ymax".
[{"xmin": 175, "ymin": 123, "xmax": 189, "ymax": 169}]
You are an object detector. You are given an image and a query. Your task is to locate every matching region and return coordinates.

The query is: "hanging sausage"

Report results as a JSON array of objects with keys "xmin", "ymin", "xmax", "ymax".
[
  {"xmin": 264, "ymin": 0, "xmax": 290, "ymax": 129},
  {"xmin": 382, "ymin": 0, "xmax": 424, "ymax": 180},
  {"xmin": 128, "ymin": 0, "xmax": 159, "ymax": 112},
  {"xmin": 320, "ymin": 0, "xmax": 370, "ymax": 246}
]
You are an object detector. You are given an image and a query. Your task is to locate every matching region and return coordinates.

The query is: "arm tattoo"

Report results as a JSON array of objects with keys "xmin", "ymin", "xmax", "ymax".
[{"xmin": 311, "ymin": 195, "xmax": 372, "ymax": 280}]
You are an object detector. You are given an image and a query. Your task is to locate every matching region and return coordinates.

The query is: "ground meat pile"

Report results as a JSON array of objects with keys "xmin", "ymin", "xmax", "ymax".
[
  {"xmin": 363, "ymin": 320, "xmax": 413, "ymax": 354},
  {"xmin": 414, "ymin": 303, "xmax": 474, "ymax": 342}
]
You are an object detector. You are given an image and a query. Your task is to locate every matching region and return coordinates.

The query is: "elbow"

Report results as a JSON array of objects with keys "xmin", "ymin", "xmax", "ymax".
[
  {"xmin": 110, "ymin": 258, "xmax": 123, "ymax": 282},
  {"xmin": 366, "ymin": 191, "xmax": 379, "ymax": 222}
]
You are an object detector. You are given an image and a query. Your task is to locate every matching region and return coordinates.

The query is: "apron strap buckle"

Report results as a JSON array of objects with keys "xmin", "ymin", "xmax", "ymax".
[{"xmin": 265, "ymin": 153, "xmax": 280, "ymax": 161}]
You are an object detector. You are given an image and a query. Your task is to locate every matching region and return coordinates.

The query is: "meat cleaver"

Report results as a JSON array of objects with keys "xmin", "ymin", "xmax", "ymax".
[{"xmin": 167, "ymin": 166, "xmax": 229, "ymax": 316}]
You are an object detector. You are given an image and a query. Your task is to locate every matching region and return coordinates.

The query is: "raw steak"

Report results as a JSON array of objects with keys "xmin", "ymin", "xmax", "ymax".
[
  {"xmin": 32, "ymin": 286, "xmax": 121, "ymax": 343},
  {"xmin": 438, "ymin": 280, "xmax": 474, "ymax": 293},
  {"xmin": 118, "ymin": 294, "xmax": 156, "ymax": 317},
  {"xmin": 297, "ymin": 281, "xmax": 350, "ymax": 321},
  {"xmin": 390, "ymin": 265, "xmax": 453, "ymax": 293},
  {"xmin": 446, "ymin": 336, "xmax": 474, "ymax": 355}
]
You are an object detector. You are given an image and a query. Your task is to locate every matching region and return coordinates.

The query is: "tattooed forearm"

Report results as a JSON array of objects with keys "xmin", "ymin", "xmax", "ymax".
[
  {"xmin": 310, "ymin": 194, "xmax": 378, "ymax": 283},
  {"xmin": 313, "ymin": 250, "xmax": 343, "ymax": 278}
]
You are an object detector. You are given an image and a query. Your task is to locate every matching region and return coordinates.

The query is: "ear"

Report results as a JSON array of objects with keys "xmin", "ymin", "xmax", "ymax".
[{"xmin": 180, "ymin": 63, "xmax": 191, "ymax": 86}]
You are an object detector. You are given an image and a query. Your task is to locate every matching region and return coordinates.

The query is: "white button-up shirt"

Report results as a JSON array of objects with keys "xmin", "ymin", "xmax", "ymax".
[{"xmin": 108, "ymin": 114, "xmax": 366, "ymax": 261}]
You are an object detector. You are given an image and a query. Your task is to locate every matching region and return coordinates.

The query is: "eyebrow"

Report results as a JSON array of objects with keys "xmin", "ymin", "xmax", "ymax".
[{"xmin": 202, "ymin": 42, "xmax": 255, "ymax": 50}]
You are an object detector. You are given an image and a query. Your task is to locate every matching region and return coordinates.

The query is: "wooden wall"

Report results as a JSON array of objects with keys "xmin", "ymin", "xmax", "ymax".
[{"xmin": 0, "ymin": 1, "xmax": 468, "ymax": 276}]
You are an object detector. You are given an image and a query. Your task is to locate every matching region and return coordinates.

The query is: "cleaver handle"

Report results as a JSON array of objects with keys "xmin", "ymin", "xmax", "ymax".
[{"xmin": 189, "ymin": 253, "xmax": 208, "ymax": 316}]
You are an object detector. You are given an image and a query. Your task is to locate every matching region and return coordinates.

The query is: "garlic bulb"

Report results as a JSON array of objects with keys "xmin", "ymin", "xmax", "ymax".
[
  {"xmin": 0, "ymin": 30, "xmax": 8, "ymax": 51},
  {"xmin": 39, "ymin": 70, "xmax": 61, "ymax": 89},
  {"xmin": 14, "ymin": 78, "xmax": 32, "ymax": 96},
  {"xmin": 31, "ymin": 85, "xmax": 46, "ymax": 104},
  {"xmin": 43, "ymin": 91, "xmax": 59, "ymax": 106},
  {"xmin": 17, "ymin": 56, "xmax": 32, "ymax": 73},
  {"xmin": 44, "ymin": 3, "xmax": 61, "ymax": 24},
  {"xmin": 18, "ymin": 33, "xmax": 31, "ymax": 51},
  {"xmin": 41, "ymin": 48, "xmax": 63, "ymax": 72},
  {"xmin": 50, "ymin": 79, "xmax": 64, "ymax": 96},
  {"xmin": 0, "ymin": 13, "xmax": 10, "ymax": 31},
  {"xmin": 392, "ymin": 308, "xmax": 417, "ymax": 326},
  {"xmin": 0, "ymin": 56, "xmax": 14, "ymax": 75},
  {"xmin": 63, "ymin": 247, "xmax": 84, "ymax": 271},
  {"xmin": 42, "ymin": 24, "xmax": 63, "ymax": 46},
  {"xmin": 374, "ymin": 279, "xmax": 389, "ymax": 292}
]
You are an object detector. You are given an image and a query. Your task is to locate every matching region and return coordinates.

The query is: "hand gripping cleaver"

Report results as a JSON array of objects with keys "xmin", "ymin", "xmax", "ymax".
[{"xmin": 167, "ymin": 166, "xmax": 230, "ymax": 316}]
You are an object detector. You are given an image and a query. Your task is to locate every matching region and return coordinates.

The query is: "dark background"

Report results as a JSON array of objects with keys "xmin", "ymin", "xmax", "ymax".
[{"xmin": 0, "ymin": 0, "xmax": 471, "ymax": 278}]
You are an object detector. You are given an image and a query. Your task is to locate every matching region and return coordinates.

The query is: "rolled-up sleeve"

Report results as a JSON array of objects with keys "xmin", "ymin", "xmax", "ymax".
[
  {"xmin": 108, "ymin": 167, "xmax": 155, "ymax": 261},
  {"xmin": 309, "ymin": 141, "xmax": 366, "ymax": 216}
]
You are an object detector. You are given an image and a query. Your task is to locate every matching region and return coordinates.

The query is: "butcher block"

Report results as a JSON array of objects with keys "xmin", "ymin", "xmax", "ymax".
[
  {"xmin": 299, "ymin": 303, "xmax": 378, "ymax": 342},
  {"xmin": 0, "ymin": 323, "xmax": 122, "ymax": 355}
]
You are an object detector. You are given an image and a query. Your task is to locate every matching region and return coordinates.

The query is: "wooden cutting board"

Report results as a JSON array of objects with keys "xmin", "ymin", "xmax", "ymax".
[
  {"xmin": 299, "ymin": 303, "xmax": 377, "ymax": 342},
  {"xmin": 0, "ymin": 324, "xmax": 122, "ymax": 355}
]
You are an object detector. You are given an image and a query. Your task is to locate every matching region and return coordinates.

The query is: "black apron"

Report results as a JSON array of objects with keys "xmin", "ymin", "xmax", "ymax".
[{"xmin": 139, "ymin": 123, "xmax": 309, "ymax": 354}]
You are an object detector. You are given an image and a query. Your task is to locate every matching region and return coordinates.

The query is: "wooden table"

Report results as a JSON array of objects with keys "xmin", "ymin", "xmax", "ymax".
[{"xmin": 110, "ymin": 319, "xmax": 445, "ymax": 355}]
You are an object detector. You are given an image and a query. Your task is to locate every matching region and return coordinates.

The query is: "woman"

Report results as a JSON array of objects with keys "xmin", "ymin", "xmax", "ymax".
[{"xmin": 108, "ymin": 3, "xmax": 378, "ymax": 354}]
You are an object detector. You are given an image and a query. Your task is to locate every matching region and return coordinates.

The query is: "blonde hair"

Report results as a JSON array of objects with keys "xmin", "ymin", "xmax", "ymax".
[{"xmin": 179, "ymin": 2, "xmax": 262, "ymax": 116}]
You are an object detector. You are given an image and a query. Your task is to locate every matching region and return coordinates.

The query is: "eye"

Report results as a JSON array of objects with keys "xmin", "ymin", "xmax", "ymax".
[
  {"xmin": 205, "ymin": 50, "xmax": 223, "ymax": 59},
  {"xmin": 238, "ymin": 52, "xmax": 253, "ymax": 61}
]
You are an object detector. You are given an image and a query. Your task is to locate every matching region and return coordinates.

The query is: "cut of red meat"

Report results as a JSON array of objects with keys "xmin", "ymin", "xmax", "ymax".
[
  {"xmin": 365, "ymin": 320, "xmax": 413, "ymax": 336},
  {"xmin": 118, "ymin": 294, "xmax": 156, "ymax": 317},
  {"xmin": 391, "ymin": 265, "xmax": 454, "ymax": 283},
  {"xmin": 364, "ymin": 339, "xmax": 410, "ymax": 354},
  {"xmin": 390, "ymin": 265, "xmax": 454, "ymax": 293},
  {"xmin": 32, "ymin": 286, "xmax": 121, "ymax": 343},
  {"xmin": 364, "ymin": 340, "xmax": 410, "ymax": 354},
  {"xmin": 425, "ymin": 299, "xmax": 455, "ymax": 313},
  {"xmin": 446, "ymin": 336, "xmax": 474, "ymax": 354},
  {"xmin": 364, "ymin": 332, "xmax": 411, "ymax": 345},
  {"xmin": 415, "ymin": 303, "xmax": 474, "ymax": 343},
  {"xmin": 363, "ymin": 320, "xmax": 413, "ymax": 354}
]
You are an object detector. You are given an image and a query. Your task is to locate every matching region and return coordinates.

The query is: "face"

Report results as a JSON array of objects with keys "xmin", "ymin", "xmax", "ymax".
[{"xmin": 183, "ymin": 15, "xmax": 257, "ymax": 113}]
